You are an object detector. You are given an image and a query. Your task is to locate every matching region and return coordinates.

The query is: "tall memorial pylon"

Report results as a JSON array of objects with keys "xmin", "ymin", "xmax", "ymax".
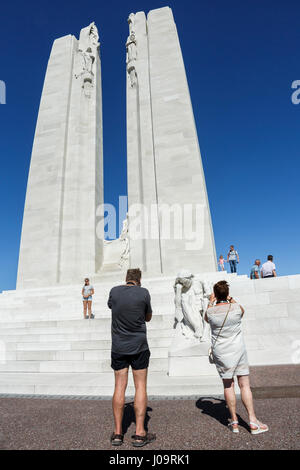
[
  {"xmin": 126, "ymin": 7, "xmax": 217, "ymax": 276},
  {"xmin": 17, "ymin": 23, "xmax": 103, "ymax": 289}
]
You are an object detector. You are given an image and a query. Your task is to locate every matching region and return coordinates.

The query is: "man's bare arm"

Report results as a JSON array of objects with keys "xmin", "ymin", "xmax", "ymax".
[{"xmin": 145, "ymin": 312, "xmax": 152, "ymax": 322}]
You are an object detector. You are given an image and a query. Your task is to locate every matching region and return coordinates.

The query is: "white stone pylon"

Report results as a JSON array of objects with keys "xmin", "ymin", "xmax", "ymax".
[
  {"xmin": 17, "ymin": 23, "xmax": 103, "ymax": 289},
  {"xmin": 126, "ymin": 7, "xmax": 217, "ymax": 276}
]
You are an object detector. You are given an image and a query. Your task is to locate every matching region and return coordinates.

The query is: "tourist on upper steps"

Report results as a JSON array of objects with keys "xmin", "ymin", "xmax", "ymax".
[
  {"xmin": 218, "ymin": 255, "xmax": 226, "ymax": 271},
  {"xmin": 82, "ymin": 278, "xmax": 94, "ymax": 319},
  {"xmin": 227, "ymin": 245, "xmax": 239, "ymax": 273},
  {"xmin": 107, "ymin": 268, "xmax": 156, "ymax": 447},
  {"xmin": 261, "ymin": 255, "xmax": 277, "ymax": 278},
  {"xmin": 205, "ymin": 280, "xmax": 269, "ymax": 435},
  {"xmin": 250, "ymin": 259, "xmax": 261, "ymax": 279}
]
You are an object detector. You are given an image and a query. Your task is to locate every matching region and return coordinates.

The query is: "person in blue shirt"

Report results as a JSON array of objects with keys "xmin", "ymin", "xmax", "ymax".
[
  {"xmin": 227, "ymin": 245, "xmax": 239, "ymax": 273},
  {"xmin": 250, "ymin": 259, "xmax": 261, "ymax": 279}
]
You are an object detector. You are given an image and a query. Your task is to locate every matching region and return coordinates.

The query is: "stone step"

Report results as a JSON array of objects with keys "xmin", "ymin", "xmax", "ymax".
[
  {"xmin": 243, "ymin": 317, "xmax": 300, "ymax": 335},
  {"xmin": 0, "ymin": 309, "xmax": 174, "ymax": 322},
  {"xmin": 1, "ymin": 272, "xmax": 239, "ymax": 296},
  {"xmin": 0, "ymin": 331, "xmax": 173, "ymax": 343},
  {"xmin": 1, "ymin": 289, "xmax": 299, "ymax": 317},
  {"xmin": 0, "ymin": 295, "xmax": 174, "ymax": 308},
  {"xmin": 0, "ymin": 358, "xmax": 168, "ymax": 373},
  {"xmin": 4, "ymin": 347, "xmax": 169, "ymax": 362},
  {"xmin": 0, "ymin": 315, "xmax": 174, "ymax": 330},
  {"xmin": 4, "ymin": 337, "xmax": 172, "ymax": 351},
  {"xmin": 0, "ymin": 383, "xmax": 224, "ymax": 396},
  {"xmin": 244, "ymin": 332, "xmax": 297, "ymax": 351},
  {"xmin": 0, "ymin": 326, "xmax": 173, "ymax": 339},
  {"xmin": 0, "ymin": 372, "xmax": 224, "ymax": 396}
]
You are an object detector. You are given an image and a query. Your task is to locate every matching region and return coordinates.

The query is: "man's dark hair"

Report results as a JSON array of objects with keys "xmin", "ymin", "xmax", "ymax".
[
  {"xmin": 213, "ymin": 280, "xmax": 229, "ymax": 301},
  {"xmin": 126, "ymin": 268, "xmax": 142, "ymax": 285},
  {"xmin": 267, "ymin": 255, "xmax": 273, "ymax": 261}
]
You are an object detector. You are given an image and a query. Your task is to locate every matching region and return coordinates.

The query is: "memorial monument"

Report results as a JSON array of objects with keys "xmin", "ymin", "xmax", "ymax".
[
  {"xmin": 17, "ymin": 7, "xmax": 217, "ymax": 289},
  {"xmin": 0, "ymin": 8, "xmax": 299, "ymax": 396}
]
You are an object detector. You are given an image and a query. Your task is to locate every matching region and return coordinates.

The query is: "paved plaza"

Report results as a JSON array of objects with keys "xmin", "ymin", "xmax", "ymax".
[{"xmin": 0, "ymin": 365, "xmax": 299, "ymax": 450}]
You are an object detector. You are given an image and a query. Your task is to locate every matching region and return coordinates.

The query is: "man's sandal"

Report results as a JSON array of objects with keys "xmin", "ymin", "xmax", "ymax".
[
  {"xmin": 131, "ymin": 432, "xmax": 156, "ymax": 447},
  {"xmin": 110, "ymin": 432, "xmax": 124, "ymax": 446},
  {"xmin": 249, "ymin": 421, "xmax": 269, "ymax": 435},
  {"xmin": 228, "ymin": 420, "xmax": 239, "ymax": 433}
]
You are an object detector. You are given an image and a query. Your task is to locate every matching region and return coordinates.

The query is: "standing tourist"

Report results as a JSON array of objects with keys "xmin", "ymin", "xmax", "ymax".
[
  {"xmin": 107, "ymin": 268, "xmax": 156, "ymax": 447},
  {"xmin": 82, "ymin": 278, "xmax": 94, "ymax": 319},
  {"xmin": 227, "ymin": 245, "xmax": 239, "ymax": 273},
  {"xmin": 261, "ymin": 255, "xmax": 277, "ymax": 278},
  {"xmin": 218, "ymin": 255, "xmax": 226, "ymax": 271},
  {"xmin": 205, "ymin": 281, "xmax": 268, "ymax": 435},
  {"xmin": 250, "ymin": 259, "xmax": 261, "ymax": 279}
]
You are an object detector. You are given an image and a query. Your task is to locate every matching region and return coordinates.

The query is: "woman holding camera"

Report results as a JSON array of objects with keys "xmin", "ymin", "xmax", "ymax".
[{"xmin": 205, "ymin": 280, "xmax": 268, "ymax": 435}]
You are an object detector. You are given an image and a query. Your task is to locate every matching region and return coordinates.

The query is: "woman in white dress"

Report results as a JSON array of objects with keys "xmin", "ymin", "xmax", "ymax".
[{"xmin": 205, "ymin": 280, "xmax": 268, "ymax": 435}]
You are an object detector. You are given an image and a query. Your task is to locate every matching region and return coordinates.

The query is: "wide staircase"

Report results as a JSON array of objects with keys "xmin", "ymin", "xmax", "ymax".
[{"xmin": 0, "ymin": 273, "xmax": 299, "ymax": 396}]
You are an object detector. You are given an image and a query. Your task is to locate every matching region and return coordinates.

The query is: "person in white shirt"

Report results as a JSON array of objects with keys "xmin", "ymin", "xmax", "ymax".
[{"xmin": 261, "ymin": 255, "xmax": 276, "ymax": 278}]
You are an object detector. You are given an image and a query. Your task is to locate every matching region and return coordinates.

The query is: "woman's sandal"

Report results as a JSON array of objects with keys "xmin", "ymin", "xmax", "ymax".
[
  {"xmin": 131, "ymin": 432, "xmax": 156, "ymax": 447},
  {"xmin": 249, "ymin": 421, "xmax": 269, "ymax": 435},
  {"xmin": 110, "ymin": 432, "xmax": 124, "ymax": 446},
  {"xmin": 228, "ymin": 420, "xmax": 239, "ymax": 433}
]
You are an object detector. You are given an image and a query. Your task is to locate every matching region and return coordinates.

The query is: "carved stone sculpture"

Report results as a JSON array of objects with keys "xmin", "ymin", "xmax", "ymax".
[
  {"xmin": 118, "ymin": 215, "xmax": 130, "ymax": 268},
  {"xmin": 126, "ymin": 15, "xmax": 137, "ymax": 87},
  {"xmin": 174, "ymin": 270, "xmax": 212, "ymax": 341},
  {"xmin": 75, "ymin": 22, "xmax": 100, "ymax": 95},
  {"xmin": 128, "ymin": 13, "xmax": 134, "ymax": 30}
]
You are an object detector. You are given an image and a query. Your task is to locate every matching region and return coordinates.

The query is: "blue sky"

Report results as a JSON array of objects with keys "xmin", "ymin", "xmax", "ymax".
[{"xmin": 0, "ymin": 0, "xmax": 299, "ymax": 291}]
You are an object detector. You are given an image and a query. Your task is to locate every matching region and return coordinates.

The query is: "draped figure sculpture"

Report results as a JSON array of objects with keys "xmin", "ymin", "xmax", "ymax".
[{"xmin": 174, "ymin": 270, "xmax": 212, "ymax": 341}]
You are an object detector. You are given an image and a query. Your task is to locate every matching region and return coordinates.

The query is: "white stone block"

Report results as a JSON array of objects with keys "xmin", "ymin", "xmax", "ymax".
[
  {"xmin": 168, "ymin": 356, "xmax": 219, "ymax": 377},
  {"xmin": 288, "ymin": 275, "xmax": 300, "ymax": 289},
  {"xmin": 270, "ymin": 289, "xmax": 300, "ymax": 304},
  {"xmin": 254, "ymin": 277, "xmax": 290, "ymax": 293}
]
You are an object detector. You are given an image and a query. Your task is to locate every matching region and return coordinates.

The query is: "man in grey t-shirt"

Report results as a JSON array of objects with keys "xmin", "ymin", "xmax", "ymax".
[{"xmin": 107, "ymin": 268, "xmax": 156, "ymax": 447}]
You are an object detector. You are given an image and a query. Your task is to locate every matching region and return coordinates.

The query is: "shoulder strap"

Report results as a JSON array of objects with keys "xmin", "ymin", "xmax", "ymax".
[{"xmin": 211, "ymin": 303, "xmax": 232, "ymax": 351}]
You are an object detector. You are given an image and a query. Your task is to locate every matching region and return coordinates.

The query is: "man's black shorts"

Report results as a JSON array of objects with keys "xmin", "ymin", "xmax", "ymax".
[{"xmin": 111, "ymin": 349, "xmax": 151, "ymax": 371}]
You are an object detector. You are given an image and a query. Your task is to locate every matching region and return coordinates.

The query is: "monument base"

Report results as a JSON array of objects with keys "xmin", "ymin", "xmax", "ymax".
[{"xmin": 0, "ymin": 273, "xmax": 299, "ymax": 395}]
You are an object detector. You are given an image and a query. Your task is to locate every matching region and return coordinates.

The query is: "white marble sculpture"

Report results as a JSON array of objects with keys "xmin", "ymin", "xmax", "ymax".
[
  {"xmin": 75, "ymin": 22, "xmax": 100, "ymax": 95},
  {"xmin": 118, "ymin": 215, "xmax": 130, "ymax": 268},
  {"xmin": 126, "ymin": 14, "xmax": 137, "ymax": 87},
  {"xmin": 101, "ymin": 216, "xmax": 130, "ymax": 271},
  {"xmin": 174, "ymin": 270, "xmax": 212, "ymax": 341}
]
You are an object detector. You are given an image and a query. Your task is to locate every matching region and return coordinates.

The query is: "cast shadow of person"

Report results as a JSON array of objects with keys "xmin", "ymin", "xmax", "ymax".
[
  {"xmin": 196, "ymin": 397, "xmax": 249, "ymax": 431},
  {"xmin": 122, "ymin": 402, "xmax": 152, "ymax": 435}
]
